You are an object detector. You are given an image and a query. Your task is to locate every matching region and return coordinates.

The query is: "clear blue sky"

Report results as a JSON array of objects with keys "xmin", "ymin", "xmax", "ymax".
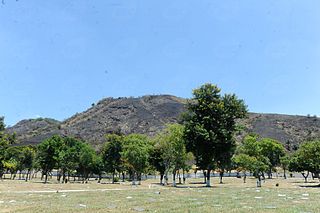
[{"xmin": 0, "ymin": 0, "xmax": 319, "ymax": 126}]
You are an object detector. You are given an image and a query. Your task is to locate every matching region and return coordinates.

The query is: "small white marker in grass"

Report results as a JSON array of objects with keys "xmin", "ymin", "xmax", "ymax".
[
  {"xmin": 254, "ymin": 197, "xmax": 263, "ymax": 199},
  {"xmin": 79, "ymin": 204, "xmax": 87, "ymax": 208},
  {"xmin": 126, "ymin": 196, "xmax": 133, "ymax": 199}
]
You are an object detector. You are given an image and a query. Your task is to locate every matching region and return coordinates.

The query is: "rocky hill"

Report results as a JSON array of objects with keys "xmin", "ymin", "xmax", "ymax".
[{"xmin": 6, "ymin": 95, "xmax": 320, "ymax": 149}]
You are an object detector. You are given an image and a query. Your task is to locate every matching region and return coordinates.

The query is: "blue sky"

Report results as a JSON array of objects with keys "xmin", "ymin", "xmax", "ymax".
[{"xmin": 0, "ymin": 0, "xmax": 319, "ymax": 126}]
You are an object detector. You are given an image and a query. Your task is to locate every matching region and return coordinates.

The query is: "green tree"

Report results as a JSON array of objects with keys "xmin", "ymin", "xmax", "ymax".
[
  {"xmin": 36, "ymin": 135, "xmax": 64, "ymax": 183},
  {"xmin": 233, "ymin": 135, "xmax": 271, "ymax": 187},
  {"xmin": 77, "ymin": 143, "xmax": 98, "ymax": 183},
  {"xmin": 149, "ymin": 144, "xmax": 166, "ymax": 185},
  {"xmin": 57, "ymin": 137, "xmax": 84, "ymax": 183},
  {"xmin": 122, "ymin": 134, "xmax": 151, "ymax": 185},
  {"xmin": 0, "ymin": 117, "xmax": 5, "ymax": 131},
  {"xmin": 21, "ymin": 146, "xmax": 36, "ymax": 181},
  {"xmin": 4, "ymin": 146, "xmax": 24, "ymax": 179},
  {"xmin": 258, "ymin": 138, "xmax": 286, "ymax": 179},
  {"xmin": 280, "ymin": 154, "xmax": 290, "ymax": 179},
  {"xmin": 154, "ymin": 124, "xmax": 189, "ymax": 186},
  {"xmin": 101, "ymin": 134, "xmax": 123, "ymax": 183},
  {"xmin": 232, "ymin": 154, "xmax": 255, "ymax": 183},
  {"xmin": 0, "ymin": 117, "xmax": 16, "ymax": 179},
  {"xmin": 289, "ymin": 140, "xmax": 320, "ymax": 183},
  {"xmin": 183, "ymin": 83, "xmax": 247, "ymax": 187}
]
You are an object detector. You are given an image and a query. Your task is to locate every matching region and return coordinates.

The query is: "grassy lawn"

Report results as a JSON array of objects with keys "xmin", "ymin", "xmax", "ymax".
[{"xmin": 0, "ymin": 176, "xmax": 319, "ymax": 212}]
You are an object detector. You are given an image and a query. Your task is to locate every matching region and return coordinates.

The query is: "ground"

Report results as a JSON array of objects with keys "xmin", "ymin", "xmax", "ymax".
[{"xmin": 0, "ymin": 176, "xmax": 319, "ymax": 212}]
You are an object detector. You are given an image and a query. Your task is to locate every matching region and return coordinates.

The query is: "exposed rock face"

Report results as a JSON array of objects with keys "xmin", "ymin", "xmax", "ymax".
[{"xmin": 5, "ymin": 95, "xmax": 320, "ymax": 149}]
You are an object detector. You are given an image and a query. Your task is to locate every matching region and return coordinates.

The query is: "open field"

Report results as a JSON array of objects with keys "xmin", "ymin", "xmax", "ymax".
[{"xmin": 0, "ymin": 176, "xmax": 319, "ymax": 213}]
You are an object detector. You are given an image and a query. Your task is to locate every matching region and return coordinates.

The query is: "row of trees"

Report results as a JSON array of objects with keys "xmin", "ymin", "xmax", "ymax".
[
  {"xmin": 0, "ymin": 124, "xmax": 192, "ymax": 185},
  {"xmin": 1, "ymin": 83, "xmax": 319, "ymax": 186}
]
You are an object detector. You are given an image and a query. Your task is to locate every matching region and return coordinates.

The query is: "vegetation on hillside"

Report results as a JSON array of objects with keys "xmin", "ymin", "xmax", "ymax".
[{"xmin": 1, "ymin": 84, "xmax": 319, "ymax": 187}]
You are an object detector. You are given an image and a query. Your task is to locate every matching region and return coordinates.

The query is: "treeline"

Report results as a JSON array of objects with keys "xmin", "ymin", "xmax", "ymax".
[
  {"xmin": 0, "ymin": 123, "xmax": 192, "ymax": 185},
  {"xmin": 1, "ymin": 83, "xmax": 319, "ymax": 186}
]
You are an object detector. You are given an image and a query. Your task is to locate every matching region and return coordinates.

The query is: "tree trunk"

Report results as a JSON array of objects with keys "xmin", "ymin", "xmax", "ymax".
[
  {"xmin": 132, "ymin": 172, "xmax": 136, "ymax": 185},
  {"xmin": 219, "ymin": 171, "xmax": 224, "ymax": 184},
  {"xmin": 302, "ymin": 171, "xmax": 309, "ymax": 183},
  {"xmin": 182, "ymin": 170, "xmax": 186, "ymax": 184},
  {"xmin": 283, "ymin": 169, "xmax": 287, "ymax": 179},
  {"xmin": 160, "ymin": 174, "xmax": 164, "ymax": 185},
  {"xmin": 25, "ymin": 170, "xmax": 29, "ymax": 182},
  {"xmin": 138, "ymin": 173, "xmax": 141, "ymax": 185},
  {"xmin": 112, "ymin": 172, "xmax": 115, "ymax": 184},
  {"xmin": 267, "ymin": 168, "xmax": 272, "ymax": 179},
  {"xmin": 172, "ymin": 171, "xmax": 176, "ymax": 187},
  {"xmin": 164, "ymin": 171, "xmax": 168, "ymax": 185},
  {"xmin": 203, "ymin": 170, "xmax": 207, "ymax": 184},
  {"xmin": 257, "ymin": 175, "xmax": 262, "ymax": 187},
  {"xmin": 206, "ymin": 169, "xmax": 211, "ymax": 187},
  {"xmin": 45, "ymin": 173, "xmax": 48, "ymax": 184},
  {"xmin": 243, "ymin": 172, "xmax": 247, "ymax": 183}
]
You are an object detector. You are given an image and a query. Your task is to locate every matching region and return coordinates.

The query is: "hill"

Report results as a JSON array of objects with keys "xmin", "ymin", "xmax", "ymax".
[{"xmin": 6, "ymin": 95, "xmax": 320, "ymax": 149}]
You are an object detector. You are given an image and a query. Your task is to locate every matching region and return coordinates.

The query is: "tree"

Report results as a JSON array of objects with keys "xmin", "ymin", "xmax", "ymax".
[
  {"xmin": 101, "ymin": 134, "xmax": 123, "ymax": 183},
  {"xmin": 57, "ymin": 137, "xmax": 84, "ymax": 183},
  {"xmin": 232, "ymin": 154, "xmax": 254, "ymax": 183},
  {"xmin": 149, "ymin": 144, "xmax": 166, "ymax": 185},
  {"xmin": 153, "ymin": 124, "xmax": 189, "ymax": 186},
  {"xmin": 280, "ymin": 154, "xmax": 290, "ymax": 179},
  {"xmin": 0, "ymin": 117, "xmax": 16, "ymax": 179},
  {"xmin": 289, "ymin": 140, "xmax": 320, "ymax": 183},
  {"xmin": 36, "ymin": 135, "xmax": 64, "ymax": 183},
  {"xmin": 0, "ymin": 117, "xmax": 5, "ymax": 131},
  {"xmin": 183, "ymin": 83, "xmax": 247, "ymax": 187},
  {"xmin": 4, "ymin": 146, "xmax": 24, "ymax": 179},
  {"xmin": 77, "ymin": 143, "xmax": 98, "ymax": 183},
  {"xmin": 122, "ymin": 134, "xmax": 151, "ymax": 185},
  {"xmin": 233, "ymin": 135, "xmax": 271, "ymax": 187},
  {"xmin": 258, "ymin": 138, "xmax": 286, "ymax": 179}
]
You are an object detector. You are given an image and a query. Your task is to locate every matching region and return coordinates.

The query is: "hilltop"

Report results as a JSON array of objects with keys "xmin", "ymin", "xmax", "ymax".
[{"xmin": 6, "ymin": 95, "xmax": 320, "ymax": 149}]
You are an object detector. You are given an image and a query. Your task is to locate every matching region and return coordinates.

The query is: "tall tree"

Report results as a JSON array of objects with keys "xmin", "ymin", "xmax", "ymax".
[
  {"xmin": 289, "ymin": 140, "xmax": 320, "ymax": 183},
  {"xmin": 154, "ymin": 124, "xmax": 189, "ymax": 186},
  {"xmin": 21, "ymin": 146, "xmax": 36, "ymax": 181},
  {"xmin": 0, "ymin": 117, "xmax": 16, "ymax": 179},
  {"xmin": 183, "ymin": 83, "xmax": 247, "ymax": 187},
  {"xmin": 233, "ymin": 135, "xmax": 270, "ymax": 187},
  {"xmin": 280, "ymin": 154, "xmax": 290, "ymax": 179},
  {"xmin": 101, "ymin": 134, "xmax": 123, "ymax": 183},
  {"xmin": 259, "ymin": 138, "xmax": 286, "ymax": 179},
  {"xmin": 122, "ymin": 134, "xmax": 151, "ymax": 185},
  {"xmin": 57, "ymin": 137, "xmax": 84, "ymax": 183},
  {"xmin": 77, "ymin": 143, "xmax": 97, "ymax": 183},
  {"xmin": 36, "ymin": 135, "xmax": 64, "ymax": 183}
]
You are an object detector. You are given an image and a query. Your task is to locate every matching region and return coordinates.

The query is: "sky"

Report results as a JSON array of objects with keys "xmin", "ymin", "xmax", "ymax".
[{"xmin": 0, "ymin": 0, "xmax": 319, "ymax": 126}]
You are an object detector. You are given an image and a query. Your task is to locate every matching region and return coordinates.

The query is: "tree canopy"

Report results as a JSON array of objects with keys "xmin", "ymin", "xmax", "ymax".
[{"xmin": 183, "ymin": 83, "xmax": 247, "ymax": 186}]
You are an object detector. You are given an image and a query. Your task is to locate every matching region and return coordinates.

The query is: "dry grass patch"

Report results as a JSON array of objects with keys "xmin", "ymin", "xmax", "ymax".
[{"xmin": 0, "ymin": 176, "xmax": 319, "ymax": 212}]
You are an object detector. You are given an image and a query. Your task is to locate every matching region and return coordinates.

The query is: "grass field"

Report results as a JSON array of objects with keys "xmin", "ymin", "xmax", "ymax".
[{"xmin": 0, "ymin": 176, "xmax": 319, "ymax": 212}]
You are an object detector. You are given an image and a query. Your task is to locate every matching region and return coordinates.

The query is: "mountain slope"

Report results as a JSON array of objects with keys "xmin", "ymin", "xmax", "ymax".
[{"xmin": 6, "ymin": 95, "xmax": 320, "ymax": 149}]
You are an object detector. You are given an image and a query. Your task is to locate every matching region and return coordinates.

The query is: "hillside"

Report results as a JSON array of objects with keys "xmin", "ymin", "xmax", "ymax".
[{"xmin": 6, "ymin": 95, "xmax": 320, "ymax": 148}]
